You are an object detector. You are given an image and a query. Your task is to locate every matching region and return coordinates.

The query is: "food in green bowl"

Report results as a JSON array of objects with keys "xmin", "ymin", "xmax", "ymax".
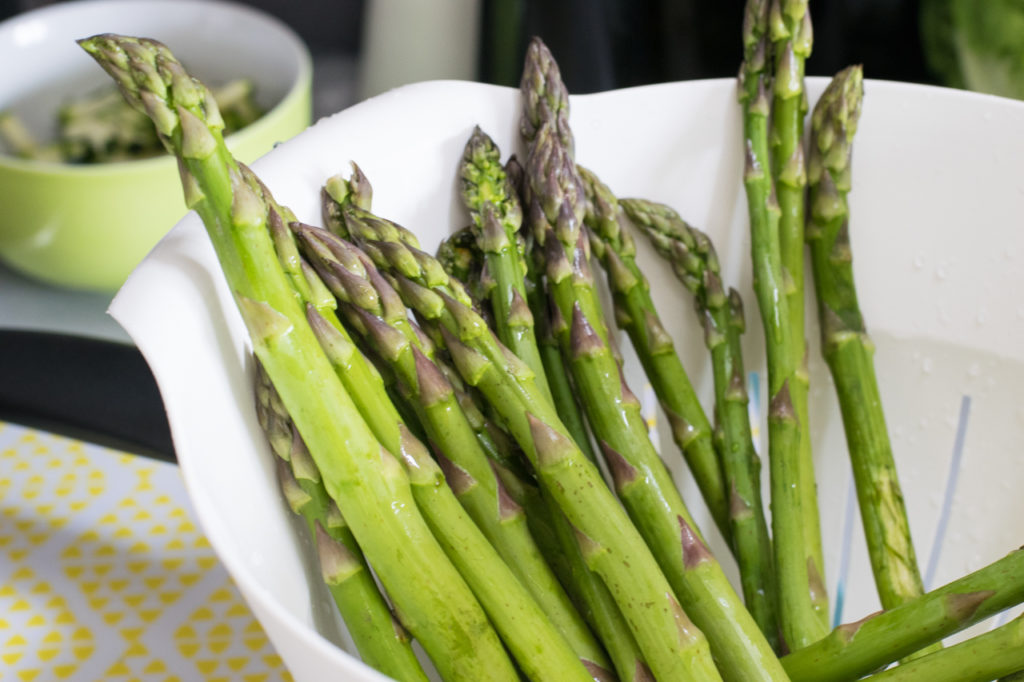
[
  {"xmin": 0, "ymin": 0, "xmax": 311, "ymax": 293},
  {"xmin": 1, "ymin": 79, "xmax": 263, "ymax": 164}
]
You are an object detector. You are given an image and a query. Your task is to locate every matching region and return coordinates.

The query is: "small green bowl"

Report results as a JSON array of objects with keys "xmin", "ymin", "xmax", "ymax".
[{"xmin": 0, "ymin": 0, "xmax": 312, "ymax": 292}]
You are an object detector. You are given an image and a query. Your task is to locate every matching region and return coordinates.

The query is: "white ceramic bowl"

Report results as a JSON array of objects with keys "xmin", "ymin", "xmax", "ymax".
[
  {"xmin": 110, "ymin": 77, "xmax": 1024, "ymax": 680},
  {"xmin": 0, "ymin": 0, "xmax": 311, "ymax": 291}
]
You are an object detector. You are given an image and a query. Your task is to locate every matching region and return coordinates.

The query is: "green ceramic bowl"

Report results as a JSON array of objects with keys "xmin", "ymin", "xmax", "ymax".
[{"xmin": 0, "ymin": 0, "xmax": 312, "ymax": 292}]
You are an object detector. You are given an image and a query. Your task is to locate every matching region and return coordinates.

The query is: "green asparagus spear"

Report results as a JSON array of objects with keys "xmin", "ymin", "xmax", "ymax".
[
  {"xmin": 294, "ymin": 221, "xmax": 608, "ymax": 679},
  {"xmin": 768, "ymin": 0, "xmax": 827, "ymax": 630},
  {"xmin": 459, "ymin": 131, "xmax": 654, "ymax": 680},
  {"xmin": 782, "ymin": 548, "xmax": 1024, "ymax": 682},
  {"xmin": 739, "ymin": 0, "xmax": 827, "ymax": 651},
  {"xmin": 254, "ymin": 364, "xmax": 429, "ymax": 682},
  {"xmin": 278, "ymin": 189, "xmax": 593, "ymax": 680},
  {"xmin": 807, "ymin": 65, "xmax": 929, "ymax": 617},
  {"xmin": 579, "ymin": 166, "xmax": 732, "ymax": 548},
  {"xmin": 620, "ymin": 195, "xmax": 780, "ymax": 652},
  {"xmin": 79, "ymin": 34, "xmax": 518, "ymax": 682},
  {"xmin": 522, "ymin": 37, "xmax": 787, "ymax": 681},
  {"xmin": 866, "ymin": 614, "xmax": 1024, "ymax": 682},
  {"xmin": 459, "ymin": 126, "xmax": 552, "ymax": 402},
  {"xmin": 510, "ymin": 154, "xmax": 600, "ymax": 465},
  {"xmin": 338, "ymin": 200, "xmax": 722, "ymax": 681}
]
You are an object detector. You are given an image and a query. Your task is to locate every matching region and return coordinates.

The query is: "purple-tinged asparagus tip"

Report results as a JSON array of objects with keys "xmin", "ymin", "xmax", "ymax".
[
  {"xmin": 493, "ymin": 469, "xmax": 524, "ymax": 521},
  {"xmin": 836, "ymin": 610, "xmax": 880, "ymax": 643},
  {"xmin": 351, "ymin": 306, "xmax": 409, "ymax": 363},
  {"xmin": 668, "ymin": 593, "xmax": 700, "ymax": 646},
  {"xmin": 306, "ymin": 303, "xmax": 356, "ymax": 367},
  {"xmin": 412, "ymin": 345, "xmax": 453, "ymax": 407},
  {"xmin": 605, "ymin": 247, "xmax": 638, "ymax": 295},
  {"xmin": 315, "ymin": 521, "xmax": 362, "ymax": 585},
  {"xmin": 643, "ymin": 309, "xmax": 675, "ymax": 356},
  {"xmin": 357, "ymin": 258, "xmax": 404, "ymax": 322},
  {"xmin": 440, "ymin": 326, "xmax": 489, "ymax": 387},
  {"xmin": 582, "ymin": 660, "xmax": 618, "ymax": 682},
  {"xmin": 727, "ymin": 364, "xmax": 748, "ymax": 402},
  {"xmin": 572, "ymin": 523, "xmax": 605, "ymax": 564},
  {"xmin": 730, "ymin": 482, "xmax": 754, "ymax": 521},
  {"xmin": 946, "ymin": 590, "xmax": 997, "ymax": 622},
  {"xmin": 544, "ymin": 226, "xmax": 574, "ymax": 285},
  {"xmin": 768, "ymin": 379, "xmax": 796, "ymax": 423},
  {"xmin": 701, "ymin": 308, "xmax": 726, "ymax": 351},
  {"xmin": 548, "ymin": 296, "xmax": 568, "ymax": 338},
  {"xmin": 507, "ymin": 288, "xmax": 534, "ymax": 329},
  {"xmin": 393, "ymin": 274, "xmax": 445, "ymax": 321},
  {"xmin": 438, "ymin": 289, "xmax": 488, "ymax": 339},
  {"xmin": 526, "ymin": 412, "xmax": 574, "ymax": 470},
  {"xmin": 679, "ymin": 516, "xmax": 713, "ymax": 569},
  {"xmin": 479, "ymin": 205, "xmax": 510, "ymax": 253},
  {"xmin": 665, "ymin": 407, "xmax": 699, "ymax": 448},
  {"xmin": 633, "ymin": 661, "xmax": 656, "ymax": 682},
  {"xmin": 237, "ymin": 295, "xmax": 292, "ymax": 351},
  {"xmin": 728, "ymin": 288, "xmax": 746, "ymax": 332},
  {"xmin": 277, "ymin": 458, "xmax": 312, "ymax": 515},
  {"xmin": 570, "ymin": 304, "xmax": 605, "ymax": 360},
  {"xmin": 599, "ymin": 441, "xmax": 638, "ymax": 492},
  {"xmin": 435, "ymin": 450, "xmax": 477, "ymax": 497}
]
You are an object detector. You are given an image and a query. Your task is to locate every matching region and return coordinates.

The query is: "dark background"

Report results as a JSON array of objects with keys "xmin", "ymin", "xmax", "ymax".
[{"xmin": 1, "ymin": 0, "xmax": 935, "ymax": 96}]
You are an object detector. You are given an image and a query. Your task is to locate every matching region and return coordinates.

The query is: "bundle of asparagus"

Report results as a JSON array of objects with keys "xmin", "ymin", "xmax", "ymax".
[{"xmin": 78, "ymin": 7, "xmax": 1024, "ymax": 681}]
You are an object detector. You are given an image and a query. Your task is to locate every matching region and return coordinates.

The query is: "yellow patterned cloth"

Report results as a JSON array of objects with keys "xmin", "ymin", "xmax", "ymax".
[{"xmin": 0, "ymin": 421, "xmax": 292, "ymax": 681}]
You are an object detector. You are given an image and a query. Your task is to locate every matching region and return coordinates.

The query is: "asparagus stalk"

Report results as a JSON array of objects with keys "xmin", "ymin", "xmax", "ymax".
[
  {"xmin": 459, "ymin": 126, "xmax": 553, "ymax": 402},
  {"xmin": 807, "ymin": 65, "xmax": 930, "ymax": 617},
  {"xmin": 460, "ymin": 134, "xmax": 653, "ymax": 680},
  {"xmin": 739, "ymin": 0, "xmax": 827, "ymax": 650},
  {"xmin": 294, "ymin": 221, "xmax": 608, "ymax": 679},
  {"xmin": 79, "ymin": 34, "xmax": 519, "ymax": 682},
  {"xmin": 866, "ymin": 615, "xmax": 1024, "ymax": 682},
  {"xmin": 620, "ymin": 195, "xmax": 780, "ymax": 651},
  {"xmin": 768, "ymin": 0, "xmax": 827, "ymax": 629},
  {"xmin": 521, "ymin": 37, "xmax": 787, "ymax": 681},
  {"xmin": 578, "ymin": 166, "xmax": 732, "ymax": 548},
  {"xmin": 338, "ymin": 201, "xmax": 722, "ymax": 681},
  {"xmin": 254, "ymin": 364, "xmax": 428, "ymax": 682},
  {"xmin": 781, "ymin": 548, "xmax": 1024, "ymax": 682},
  {"xmin": 510, "ymin": 154, "xmax": 600, "ymax": 465}
]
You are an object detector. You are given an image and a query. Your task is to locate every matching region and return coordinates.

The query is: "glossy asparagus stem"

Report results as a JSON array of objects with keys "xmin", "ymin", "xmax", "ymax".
[
  {"xmin": 338, "ymin": 200, "xmax": 722, "ymax": 681},
  {"xmin": 620, "ymin": 195, "xmax": 780, "ymax": 651},
  {"xmin": 807, "ymin": 65, "xmax": 929, "ymax": 618},
  {"xmin": 521, "ymin": 37, "xmax": 787, "ymax": 681},
  {"xmin": 254, "ymin": 363, "xmax": 428, "ymax": 682},
  {"xmin": 579, "ymin": 166, "xmax": 732, "ymax": 548},
  {"xmin": 768, "ymin": 0, "xmax": 827, "ymax": 629},
  {"xmin": 293, "ymin": 223, "xmax": 602, "ymax": 681},
  {"xmin": 738, "ymin": 1, "xmax": 827, "ymax": 651},
  {"xmin": 459, "ymin": 126, "xmax": 553, "ymax": 401},
  {"xmin": 79, "ymin": 33, "xmax": 519, "ymax": 682},
  {"xmin": 509, "ymin": 154, "xmax": 600, "ymax": 464},
  {"xmin": 782, "ymin": 548, "xmax": 1024, "ymax": 682},
  {"xmin": 866, "ymin": 615, "xmax": 1024, "ymax": 682}
]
